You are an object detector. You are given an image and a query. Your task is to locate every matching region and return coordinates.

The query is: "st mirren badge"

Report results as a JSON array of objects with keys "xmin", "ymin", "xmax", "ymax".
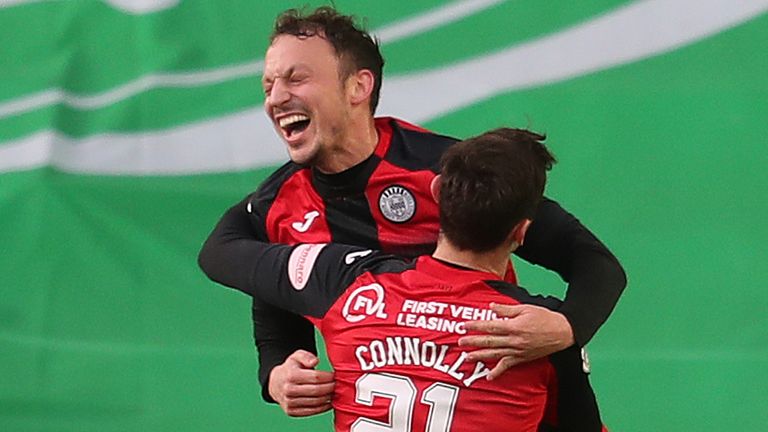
[{"xmin": 378, "ymin": 185, "xmax": 416, "ymax": 223}]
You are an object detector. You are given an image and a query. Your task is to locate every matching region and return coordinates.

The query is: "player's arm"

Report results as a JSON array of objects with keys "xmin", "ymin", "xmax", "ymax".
[
  {"xmin": 243, "ymin": 243, "xmax": 382, "ymax": 318},
  {"xmin": 459, "ymin": 198, "xmax": 625, "ymax": 373},
  {"xmin": 251, "ymin": 243, "xmax": 392, "ymax": 413},
  {"xmin": 514, "ymin": 197, "xmax": 627, "ymax": 346},
  {"xmin": 197, "ymin": 195, "xmax": 320, "ymax": 405},
  {"xmin": 198, "ymin": 195, "xmax": 266, "ymax": 297}
]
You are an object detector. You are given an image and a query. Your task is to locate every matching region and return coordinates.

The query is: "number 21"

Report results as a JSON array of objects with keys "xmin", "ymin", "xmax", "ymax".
[{"xmin": 352, "ymin": 373, "xmax": 460, "ymax": 432}]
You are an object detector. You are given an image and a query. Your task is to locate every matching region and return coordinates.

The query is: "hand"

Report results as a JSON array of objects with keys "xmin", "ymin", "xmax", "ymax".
[
  {"xmin": 268, "ymin": 349, "xmax": 335, "ymax": 417},
  {"xmin": 458, "ymin": 303, "xmax": 575, "ymax": 380}
]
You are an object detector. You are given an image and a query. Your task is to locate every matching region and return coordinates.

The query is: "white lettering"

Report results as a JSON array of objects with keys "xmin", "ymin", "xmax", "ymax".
[
  {"xmin": 433, "ymin": 345, "xmax": 451, "ymax": 373},
  {"xmin": 395, "ymin": 313, "xmax": 467, "ymax": 335},
  {"xmin": 402, "ymin": 299, "xmax": 417, "ymax": 313},
  {"xmin": 421, "ymin": 341, "xmax": 437, "ymax": 367},
  {"xmin": 403, "ymin": 337, "xmax": 420, "ymax": 366},
  {"xmin": 463, "ymin": 361, "xmax": 491, "ymax": 387},
  {"xmin": 356, "ymin": 345, "xmax": 373, "ymax": 371},
  {"xmin": 370, "ymin": 340, "xmax": 387, "ymax": 368},
  {"xmin": 352, "ymin": 337, "xmax": 492, "ymax": 388},
  {"xmin": 387, "ymin": 336, "xmax": 404, "ymax": 366},
  {"xmin": 447, "ymin": 352, "xmax": 468, "ymax": 381}
]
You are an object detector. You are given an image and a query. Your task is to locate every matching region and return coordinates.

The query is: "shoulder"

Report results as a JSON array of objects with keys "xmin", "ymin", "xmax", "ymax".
[
  {"xmin": 254, "ymin": 161, "xmax": 305, "ymax": 199},
  {"xmin": 378, "ymin": 117, "xmax": 459, "ymax": 173},
  {"xmin": 284, "ymin": 244, "xmax": 416, "ymax": 302},
  {"xmin": 247, "ymin": 161, "xmax": 306, "ymax": 213},
  {"xmin": 483, "ymin": 280, "xmax": 563, "ymax": 310},
  {"xmin": 312, "ymin": 245, "xmax": 416, "ymax": 278}
]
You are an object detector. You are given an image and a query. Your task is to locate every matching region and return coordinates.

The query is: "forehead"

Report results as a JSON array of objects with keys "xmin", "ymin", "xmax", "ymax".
[{"xmin": 264, "ymin": 35, "xmax": 340, "ymax": 77}]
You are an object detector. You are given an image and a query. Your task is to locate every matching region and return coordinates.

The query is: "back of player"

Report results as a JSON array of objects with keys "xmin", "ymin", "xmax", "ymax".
[
  {"xmin": 310, "ymin": 254, "xmax": 600, "ymax": 432},
  {"xmin": 244, "ymin": 127, "xmax": 605, "ymax": 431}
]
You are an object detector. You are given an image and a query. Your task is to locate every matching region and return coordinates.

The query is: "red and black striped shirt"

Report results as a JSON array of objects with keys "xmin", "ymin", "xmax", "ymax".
[{"xmin": 198, "ymin": 117, "xmax": 626, "ymax": 402}]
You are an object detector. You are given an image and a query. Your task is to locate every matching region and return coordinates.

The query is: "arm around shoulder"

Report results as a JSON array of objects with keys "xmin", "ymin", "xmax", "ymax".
[
  {"xmin": 514, "ymin": 197, "xmax": 627, "ymax": 346},
  {"xmin": 198, "ymin": 195, "xmax": 267, "ymax": 297}
]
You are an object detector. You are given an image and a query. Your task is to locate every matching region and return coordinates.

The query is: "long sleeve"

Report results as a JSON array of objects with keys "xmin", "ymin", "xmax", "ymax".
[
  {"xmin": 197, "ymin": 196, "xmax": 318, "ymax": 402},
  {"xmin": 514, "ymin": 198, "xmax": 627, "ymax": 346},
  {"xmin": 198, "ymin": 196, "xmax": 266, "ymax": 296}
]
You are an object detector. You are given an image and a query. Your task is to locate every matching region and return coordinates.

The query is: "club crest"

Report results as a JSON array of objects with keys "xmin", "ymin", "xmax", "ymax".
[{"xmin": 378, "ymin": 185, "xmax": 416, "ymax": 223}]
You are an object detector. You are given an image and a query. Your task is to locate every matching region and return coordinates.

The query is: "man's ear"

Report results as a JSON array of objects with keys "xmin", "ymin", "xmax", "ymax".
[
  {"xmin": 348, "ymin": 69, "xmax": 374, "ymax": 107},
  {"xmin": 430, "ymin": 175, "xmax": 441, "ymax": 203},
  {"xmin": 511, "ymin": 219, "xmax": 532, "ymax": 246}
]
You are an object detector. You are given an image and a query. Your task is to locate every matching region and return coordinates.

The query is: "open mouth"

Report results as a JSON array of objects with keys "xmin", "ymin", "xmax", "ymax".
[{"xmin": 278, "ymin": 114, "xmax": 311, "ymax": 139}]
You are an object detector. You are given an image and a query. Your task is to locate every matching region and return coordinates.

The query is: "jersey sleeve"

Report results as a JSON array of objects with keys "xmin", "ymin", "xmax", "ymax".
[
  {"xmin": 246, "ymin": 243, "xmax": 390, "ymax": 319},
  {"xmin": 514, "ymin": 197, "xmax": 627, "ymax": 346},
  {"xmin": 253, "ymin": 243, "xmax": 403, "ymax": 403},
  {"xmin": 197, "ymin": 194, "xmax": 269, "ymax": 296},
  {"xmin": 197, "ymin": 189, "xmax": 328, "ymax": 403}
]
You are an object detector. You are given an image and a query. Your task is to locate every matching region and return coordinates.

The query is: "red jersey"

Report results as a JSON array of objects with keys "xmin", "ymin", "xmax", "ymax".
[
  {"xmin": 247, "ymin": 242, "xmax": 603, "ymax": 432},
  {"xmin": 198, "ymin": 116, "xmax": 625, "ymax": 419}
]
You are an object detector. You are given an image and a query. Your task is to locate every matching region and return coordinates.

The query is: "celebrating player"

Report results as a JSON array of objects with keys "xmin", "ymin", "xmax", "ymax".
[
  {"xmin": 198, "ymin": 6, "xmax": 626, "ymax": 417},
  {"xmin": 220, "ymin": 128, "xmax": 605, "ymax": 431}
]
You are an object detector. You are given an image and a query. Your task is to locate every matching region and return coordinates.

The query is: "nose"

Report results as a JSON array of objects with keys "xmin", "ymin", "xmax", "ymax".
[{"xmin": 266, "ymin": 78, "xmax": 291, "ymax": 109}]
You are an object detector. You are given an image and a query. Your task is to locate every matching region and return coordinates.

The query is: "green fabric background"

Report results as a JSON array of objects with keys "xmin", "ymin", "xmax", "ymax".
[{"xmin": 1, "ymin": 1, "xmax": 766, "ymax": 430}]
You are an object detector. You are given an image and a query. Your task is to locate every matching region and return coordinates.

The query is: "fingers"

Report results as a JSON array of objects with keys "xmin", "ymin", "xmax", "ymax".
[
  {"xmin": 462, "ymin": 348, "xmax": 516, "ymax": 362},
  {"xmin": 287, "ymin": 349, "xmax": 320, "ymax": 368},
  {"xmin": 275, "ymin": 373, "xmax": 336, "ymax": 417},
  {"xmin": 285, "ymin": 404, "xmax": 332, "ymax": 417},
  {"xmin": 458, "ymin": 334, "xmax": 519, "ymax": 348},
  {"xmin": 280, "ymin": 380, "xmax": 334, "ymax": 417},
  {"xmin": 462, "ymin": 303, "xmax": 527, "ymax": 334},
  {"xmin": 486, "ymin": 357, "xmax": 516, "ymax": 381},
  {"xmin": 283, "ymin": 399, "xmax": 333, "ymax": 417},
  {"xmin": 283, "ymin": 380, "xmax": 335, "ymax": 398},
  {"xmin": 462, "ymin": 319, "xmax": 513, "ymax": 335},
  {"xmin": 286, "ymin": 368, "xmax": 335, "ymax": 386},
  {"xmin": 269, "ymin": 351, "xmax": 336, "ymax": 417},
  {"xmin": 489, "ymin": 302, "xmax": 526, "ymax": 318}
]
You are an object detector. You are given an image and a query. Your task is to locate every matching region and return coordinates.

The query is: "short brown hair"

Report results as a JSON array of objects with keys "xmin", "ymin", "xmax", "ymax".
[
  {"xmin": 439, "ymin": 128, "xmax": 556, "ymax": 252},
  {"xmin": 271, "ymin": 6, "xmax": 385, "ymax": 114}
]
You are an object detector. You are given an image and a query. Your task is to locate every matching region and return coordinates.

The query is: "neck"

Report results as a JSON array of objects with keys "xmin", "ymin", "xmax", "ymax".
[
  {"xmin": 316, "ymin": 115, "xmax": 378, "ymax": 174},
  {"xmin": 432, "ymin": 235, "xmax": 514, "ymax": 279}
]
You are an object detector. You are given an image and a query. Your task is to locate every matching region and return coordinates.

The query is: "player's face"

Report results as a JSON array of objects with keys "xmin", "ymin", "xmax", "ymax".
[{"xmin": 263, "ymin": 35, "xmax": 352, "ymax": 167}]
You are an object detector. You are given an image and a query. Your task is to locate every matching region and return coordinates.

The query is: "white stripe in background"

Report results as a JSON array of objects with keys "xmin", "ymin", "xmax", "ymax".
[
  {"xmin": 0, "ymin": 0, "xmax": 49, "ymax": 8},
  {"xmin": 0, "ymin": 0, "xmax": 501, "ymax": 120},
  {"xmin": 0, "ymin": 108, "xmax": 285, "ymax": 174},
  {"xmin": 0, "ymin": 61, "xmax": 264, "ymax": 119},
  {"xmin": 104, "ymin": 0, "xmax": 180, "ymax": 14},
  {"xmin": 378, "ymin": 0, "xmax": 768, "ymax": 122},
  {"xmin": 0, "ymin": 0, "xmax": 179, "ymax": 14},
  {"xmin": 373, "ymin": 0, "xmax": 506, "ymax": 43},
  {"xmin": 1, "ymin": 0, "xmax": 768, "ymax": 174}
]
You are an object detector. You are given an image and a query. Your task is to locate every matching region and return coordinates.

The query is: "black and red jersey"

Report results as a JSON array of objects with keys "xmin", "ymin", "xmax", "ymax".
[
  {"xmin": 250, "ymin": 117, "xmax": 453, "ymax": 258},
  {"xmin": 198, "ymin": 117, "xmax": 626, "ymax": 401},
  {"xmin": 243, "ymin": 241, "xmax": 604, "ymax": 432}
]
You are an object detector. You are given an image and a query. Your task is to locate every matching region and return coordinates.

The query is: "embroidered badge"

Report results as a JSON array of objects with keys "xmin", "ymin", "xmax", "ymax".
[{"xmin": 378, "ymin": 185, "xmax": 416, "ymax": 223}]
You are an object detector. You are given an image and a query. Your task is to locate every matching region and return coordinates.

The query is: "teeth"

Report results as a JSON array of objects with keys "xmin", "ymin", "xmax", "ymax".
[{"xmin": 279, "ymin": 114, "xmax": 309, "ymax": 128}]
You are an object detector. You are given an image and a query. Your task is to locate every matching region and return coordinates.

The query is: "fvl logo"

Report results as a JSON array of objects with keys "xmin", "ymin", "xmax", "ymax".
[{"xmin": 342, "ymin": 283, "xmax": 388, "ymax": 323}]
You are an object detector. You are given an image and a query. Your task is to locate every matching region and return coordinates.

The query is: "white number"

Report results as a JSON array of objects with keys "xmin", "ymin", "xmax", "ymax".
[
  {"xmin": 422, "ymin": 382, "xmax": 459, "ymax": 432},
  {"xmin": 352, "ymin": 373, "xmax": 460, "ymax": 432}
]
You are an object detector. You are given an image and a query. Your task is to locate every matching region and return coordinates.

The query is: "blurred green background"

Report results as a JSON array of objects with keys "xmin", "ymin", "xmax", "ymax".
[{"xmin": 1, "ymin": 1, "xmax": 767, "ymax": 430}]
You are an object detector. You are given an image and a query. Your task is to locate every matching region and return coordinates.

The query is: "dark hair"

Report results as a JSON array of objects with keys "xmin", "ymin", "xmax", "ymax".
[
  {"xmin": 271, "ymin": 6, "xmax": 385, "ymax": 114},
  {"xmin": 439, "ymin": 128, "xmax": 556, "ymax": 252}
]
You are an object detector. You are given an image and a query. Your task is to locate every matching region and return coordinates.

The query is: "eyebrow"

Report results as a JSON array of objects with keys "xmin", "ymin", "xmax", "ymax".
[{"xmin": 263, "ymin": 64, "xmax": 311, "ymax": 85}]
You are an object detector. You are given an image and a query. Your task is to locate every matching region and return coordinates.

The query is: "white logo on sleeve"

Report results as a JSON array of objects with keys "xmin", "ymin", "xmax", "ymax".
[
  {"xmin": 344, "ymin": 249, "xmax": 373, "ymax": 265},
  {"xmin": 342, "ymin": 283, "xmax": 388, "ymax": 323},
  {"xmin": 292, "ymin": 210, "xmax": 320, "ymax": 232},
  {"xmin": 287, "ymin": 244, "xmax": 327, "ymax": 290},
  {"xmin": 581, "ymin": 348, "xmax": 591, "ymax": 374}
]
